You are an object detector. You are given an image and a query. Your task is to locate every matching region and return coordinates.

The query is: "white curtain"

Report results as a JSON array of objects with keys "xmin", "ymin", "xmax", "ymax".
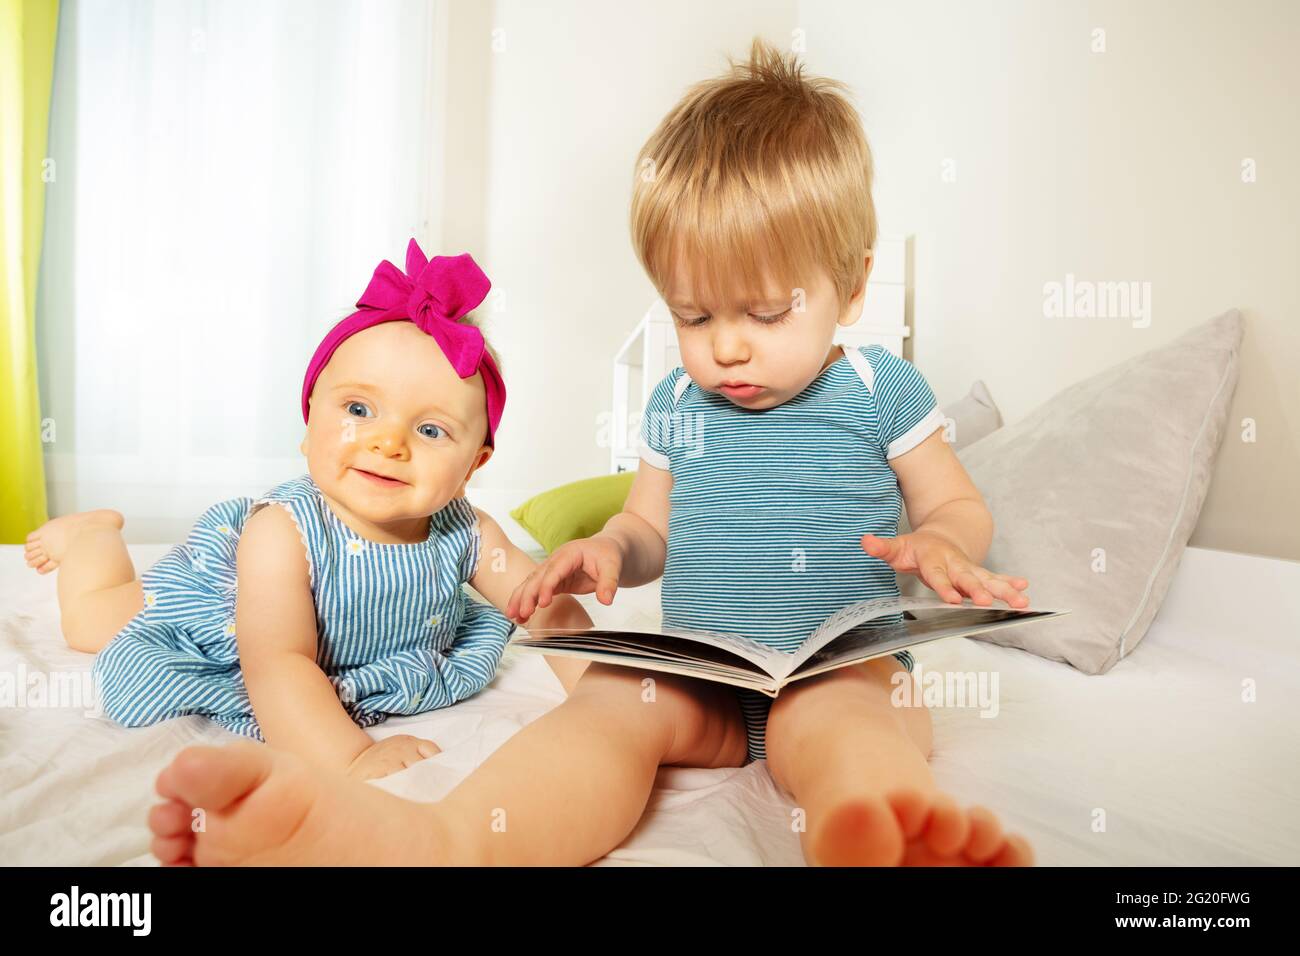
[{"xmin": 37, "ymin": 0, "xmax": 445, "ymax": 541}]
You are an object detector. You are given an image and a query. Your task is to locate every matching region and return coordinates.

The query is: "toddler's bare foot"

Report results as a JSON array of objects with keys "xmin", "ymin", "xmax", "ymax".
[
  {"xmin": 809, "ymin": 789, "xmax": 1034, "ymax": 867},
  {"xmin": 24, "ymin": 509, "xmax": 124, "ymax": 574},
  {"xmin": 149, "ymin": 740, "xmax": 466, "ymax": 866}
]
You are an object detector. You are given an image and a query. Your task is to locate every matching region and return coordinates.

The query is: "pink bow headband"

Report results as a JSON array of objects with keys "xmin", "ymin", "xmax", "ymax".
[{"xmin": 301, "ymin": 240, "xmax": 506, "ymax": 447}]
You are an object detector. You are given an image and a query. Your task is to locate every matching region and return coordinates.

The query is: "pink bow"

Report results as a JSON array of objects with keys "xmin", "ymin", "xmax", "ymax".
[
  {"xmin": 354, "ymin": 241, "xmax": 492, "ymax": 379},
  {"xmin": 300, "ymin": 239, "xmax": 507, "ymax": 446}
]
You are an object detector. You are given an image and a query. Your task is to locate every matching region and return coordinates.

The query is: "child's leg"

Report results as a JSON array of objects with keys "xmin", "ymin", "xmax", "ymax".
[
  {"xmin": 765, "ymin": 656, "xmax": 1034, "ymax": 867},
  {"xmin": 434, "ymin": 662, "xmax": 747, "ymax": 862},
  {"xmin": 25, "ymin": 509, "xmax": 144, "ymax": 653},
  {"xmin": 148, "ymin": 662, "xmax": 749, "ymax": 866},
  {"xmin": 544, "ymin": 655, "xmax": 591, "ymax": 696}
]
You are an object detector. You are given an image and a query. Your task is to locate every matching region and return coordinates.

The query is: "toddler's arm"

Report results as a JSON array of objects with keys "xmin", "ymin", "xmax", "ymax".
[
  {"xmin": 592, "ymin": 461, "xmax": 673, "ymax": 587},
  {"xmin": 893, "ymin": 429, "xmax": 993, "ymax": 563},
  {"xmin": 468, "ymin": 507, "xmax": 594, "ymax": 695},
  {"xmin": 234, "ymin": 504, "xmax": 375, "ymax": 769},
  {"xmin": 505, "ymin": 461, "xmax": 672, "ymax": 624},
  {"xmin": 868, "ymin": 428, "xmax": 1030, "ymax": 607}
]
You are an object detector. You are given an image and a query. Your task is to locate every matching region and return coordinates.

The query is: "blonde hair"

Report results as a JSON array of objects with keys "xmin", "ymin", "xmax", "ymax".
[{"xmin": 630, "ymin": 37, "xmax": 876, "ymax": 315}]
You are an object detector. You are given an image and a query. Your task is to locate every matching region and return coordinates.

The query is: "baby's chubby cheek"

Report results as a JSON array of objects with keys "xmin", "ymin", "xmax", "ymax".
[
  {"xmin": 301, "ymin": 424, "xmax": 348, "ymax": 475},
  {"xmin": 416, "ymin": 461, "xmax": 469, "ymax": 503},
  {"xmin": 299, "ymin": 426, "xmax": 368, "ymax": 501},
  {"xmin": 298, "ymin": 415, "xmax": 475, "ymax": 512}
]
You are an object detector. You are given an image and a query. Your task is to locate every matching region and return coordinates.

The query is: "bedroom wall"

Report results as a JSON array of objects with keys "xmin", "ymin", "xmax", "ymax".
[
  {"xmin": 446, "ymin": 0, "xmax": 802, "ymax": 512},
  {"xmin": 454, "ymin": 0, "xmax": 1298, "ymax": 560},
  {"xmin": 794, "ymin": 0, "xmax": 1299, "ymax": 560}
]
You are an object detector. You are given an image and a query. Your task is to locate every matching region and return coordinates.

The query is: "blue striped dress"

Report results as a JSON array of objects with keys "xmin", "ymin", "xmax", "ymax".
[
  {"xmin": 638, "ymin": 343, "xmax": 946, "ymax": 763},
  {"xmin": 92, "ymin": 474, "xmax": 515, "ymax": 739}
]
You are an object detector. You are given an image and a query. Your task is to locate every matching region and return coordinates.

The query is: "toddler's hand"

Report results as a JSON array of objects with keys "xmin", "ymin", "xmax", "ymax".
[
  {"xmin": 861, "ymin": 531, "xmax": 1031, "ymax": 608},
  {"xmin": 345, "ymin": 734, "xmax": 441, "ymax": 781},
  {"xmin": 506, "ymin": 536, "xmax": 623, "ymax": 623}
]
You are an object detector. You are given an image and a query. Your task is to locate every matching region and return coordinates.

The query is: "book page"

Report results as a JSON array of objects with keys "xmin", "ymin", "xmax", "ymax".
[
  {"xmin": 516, "ymin": 624, "xmax": 785, "ymax": 675},
  {"xmin": 790, "ymin": 606, "xmax": 1065, "ymax": 677},
  {"xmin": 515, "ymin": 598, "xmax": 1067, "ymax": 685},
  {"xmin": 792, "ymin": 595, "xmax": 1065, "ymax": 670},
  {"xmin": 512, "ymin": 644, "xmax": 784, "ymax": 695}
]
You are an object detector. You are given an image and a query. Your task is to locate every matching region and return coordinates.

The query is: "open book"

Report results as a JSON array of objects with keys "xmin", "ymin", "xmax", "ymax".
[{"xmin": 511, "ymin": 595, "xmax": 1068, "ymax": 696}]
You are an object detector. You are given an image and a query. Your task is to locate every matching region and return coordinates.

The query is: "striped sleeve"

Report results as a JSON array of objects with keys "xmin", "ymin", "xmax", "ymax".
[
  {"xmin": 335, "ymin": 600, "xmax": 516, "ymax": 719},
  {"xmin": 635, "ymin": 367, "xmax": 684, "ymax": 470},
  {"xmin": 427, "ymin": 599, "xmax": 516, "ymax": 705},
  {"xmin": 868, "ymin": 347, "xmax": 945, "ymax": 459}
]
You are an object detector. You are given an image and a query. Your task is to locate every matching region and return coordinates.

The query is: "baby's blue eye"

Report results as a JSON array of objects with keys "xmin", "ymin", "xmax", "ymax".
[
  {"xmin": 345, "ymin": 401, "xmax": 373, "ymax": 418},
  {"xmin": 418, "ymin": 423, "xmax": 444, "ymax": 440}
]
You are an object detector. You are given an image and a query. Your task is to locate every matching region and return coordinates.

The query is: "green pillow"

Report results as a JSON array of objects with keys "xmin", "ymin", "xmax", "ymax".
[{"xmin": 510, "ymin": 471, "xmax": 636, "ymax": 554}]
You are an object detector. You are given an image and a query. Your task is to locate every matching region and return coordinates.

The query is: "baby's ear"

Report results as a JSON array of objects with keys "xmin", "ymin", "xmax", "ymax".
[
  {"xmin": 840, "ymin": 255, "xmax": 871, "ymax": 327},
  {"xmin": 299, "ymin": 433, "xmax": 308, "ymax": 457}
]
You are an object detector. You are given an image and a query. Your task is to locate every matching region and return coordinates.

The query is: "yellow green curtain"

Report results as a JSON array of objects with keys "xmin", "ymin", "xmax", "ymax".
[{"xmin": 0, "ymin": 0, "xmax": 59, "ymax": 542}]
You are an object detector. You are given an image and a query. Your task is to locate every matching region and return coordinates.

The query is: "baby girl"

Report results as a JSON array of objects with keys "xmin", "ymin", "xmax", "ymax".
[
  {"xmin": 132, "ymin": 40, "xmax": 1035, "ymax": 867},
  {"xmin": 25, "ymin": 241, "xmax": 591, "ymax": 781}
]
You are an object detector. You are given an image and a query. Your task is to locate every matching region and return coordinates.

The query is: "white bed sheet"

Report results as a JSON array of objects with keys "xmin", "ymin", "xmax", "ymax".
[{"xmin": 2, "ymin": 543, "xmax": 1297, "ymax": 866}]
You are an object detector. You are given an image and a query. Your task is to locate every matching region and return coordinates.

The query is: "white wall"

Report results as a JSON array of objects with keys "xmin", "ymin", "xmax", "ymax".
[
  {"xmin": 796, "ymin": 0, "xmax": 1299, "ymax": 559},
  {"xmin": 452, "ymin": 0, "xmax": 801, "ymax": 510},
  {"xmin": 458, "ymin": 0, "xmax": 1298, "ymax": 558},
  {"xmin": 38, "ymin": 0, "xmax": 447, "ymax": 543}
]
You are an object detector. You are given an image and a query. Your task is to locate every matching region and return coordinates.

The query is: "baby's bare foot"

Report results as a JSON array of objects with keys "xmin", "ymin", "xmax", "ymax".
[
  {"xmin": 149, "ymin": 740, "xmax": 466, "ymax": 866},
  {"xmin": 24, "ymin": 509, "xmax": 124, "ymax": 574},
  {"xmin": 809, "ymin": 789, "xmax": 1034, "ymax": 867}
]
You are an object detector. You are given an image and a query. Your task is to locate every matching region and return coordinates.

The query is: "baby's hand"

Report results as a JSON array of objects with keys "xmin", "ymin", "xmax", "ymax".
[
  {"xmin": 861, "ymin": 531, "xmax": 1031, "ymax": 608},
  {"xmin": 506, "ymin": 536, "xmax": 623, "ymax": 623},
  {"xmin": 345, "ymin": 734, "xmax": 441, "ymax": 781}
]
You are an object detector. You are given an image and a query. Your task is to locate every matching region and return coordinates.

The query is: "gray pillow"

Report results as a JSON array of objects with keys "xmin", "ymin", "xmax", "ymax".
[
  {"xmin": 902, "ymin": 310, "xmax": 1243, "ymax": 674},
  {"xmin": 941, "ymin": 379, "xmax": 1003, "ymax": 451}
]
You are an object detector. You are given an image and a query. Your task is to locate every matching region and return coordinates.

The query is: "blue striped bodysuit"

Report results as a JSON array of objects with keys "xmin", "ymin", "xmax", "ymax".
[
  {"xmin": 93, "ymin": 474, "xmax": 515, "ymax": 738},
  {"xmin": 637, "ymin": 343, "xmax": 946, "ymax": 764}
]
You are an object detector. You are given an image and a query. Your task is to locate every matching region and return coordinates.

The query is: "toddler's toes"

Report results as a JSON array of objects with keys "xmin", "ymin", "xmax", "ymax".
[
  {"xmin": 964, "ymin": 806, "xmax": 1005, "ymax": 863},
  {"xmin": 812, "ymin": 795, "xmax": 906, "ymax": 866},
  {"xmin": 150, "ymin": 833, "xmax": 194, "ymax": 866},
  {"xmin": 885, "ymin": 788, "xmax": 931, "ymax": 840},
  {"xmin": 921, "ymin": 793, "xmax": 971, "ymax": 857},
  {"xmin": 148, "ymin": 797, "xmax": 199, "ymax": 865},
  {"xmin": 990, "ymin": 833, "xmax": 1035, "ymax": 867},
  {"xmin": 155, "ymin": 741, "xmax": 271, "ymax": 813},
  {"xmin": 888, "ymin": 791, "xmax": 1035, "ymax": 867},
  {"xmin": 24, "ymin": 541, "xmax": 56, "ymax": 573},
  {"xmin": 148, "ymin": 798, "xmax": 195, "ymax": 838}
]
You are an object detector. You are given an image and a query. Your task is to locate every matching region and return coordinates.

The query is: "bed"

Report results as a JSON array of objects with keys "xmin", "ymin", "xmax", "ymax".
[{"xmin": 2, "ymin": 508, "xmax": 1298, "ymax": 867}]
